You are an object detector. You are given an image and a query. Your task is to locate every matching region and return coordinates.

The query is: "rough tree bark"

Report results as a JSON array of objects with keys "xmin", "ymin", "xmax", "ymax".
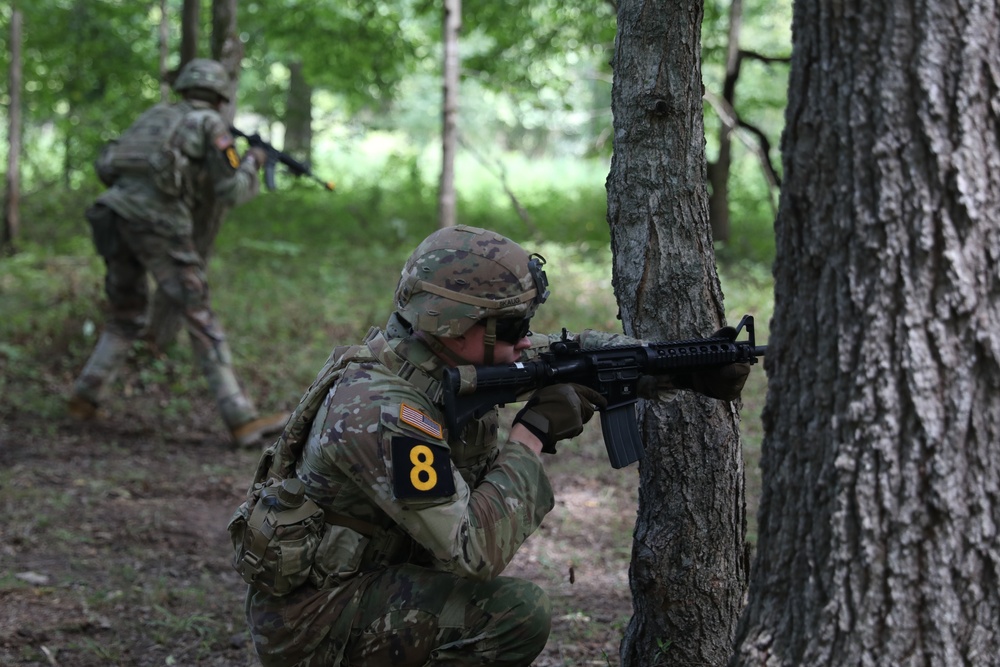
[
  {"xmin": 731, "ymin": 1, "xmax": 1000, "ymax": 664},
  {"xmin": 608, "ymin": 1, "xmax": 749, "ymax": 665}
]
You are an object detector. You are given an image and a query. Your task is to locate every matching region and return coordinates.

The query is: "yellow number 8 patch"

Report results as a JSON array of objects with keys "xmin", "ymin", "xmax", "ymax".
[
  {"xmin": 225, "ymin": 146, "xmax": 241, "ymax": 169},
  {"xmin": 391, "ymin": 437, "xmax": 455, "ymax": 499},
  {"xmin": 409, "ymin": 445, "xmax": 438, "ymax": 491}
]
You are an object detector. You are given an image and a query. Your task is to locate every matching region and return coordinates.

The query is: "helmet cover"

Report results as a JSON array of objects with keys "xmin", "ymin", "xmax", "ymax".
[
  {"xmin": 395, "ymin": 225, "xmax": 549, "ymax": 338},
  {"xmin": 173, "ymin": 58, "xmax": 231, "ymax": 102}
]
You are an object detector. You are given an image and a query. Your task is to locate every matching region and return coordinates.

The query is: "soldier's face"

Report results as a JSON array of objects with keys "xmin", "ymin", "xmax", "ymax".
[{"xmin": 443, "ymin": 323, "xmax": 531, "ymax": 365}]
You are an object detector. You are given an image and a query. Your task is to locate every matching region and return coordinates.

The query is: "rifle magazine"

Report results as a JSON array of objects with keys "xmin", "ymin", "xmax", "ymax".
[{"xmin": 600, "ymin": 404, "xmax": 644, "ymax": 469}]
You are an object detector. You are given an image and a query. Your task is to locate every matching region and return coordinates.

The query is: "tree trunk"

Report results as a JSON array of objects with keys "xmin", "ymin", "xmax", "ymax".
[
  {"xmin": 210, "ymin": 0, "xmax": 242, "ymax": 122},
  {"xmin": 180, "ymin": 0, "xmax": 199, "ymax": 65},
  {"xmin": 731, "ymin": 1, "xmax": 1000, "ymax": 664},
  {"xmin": 284, "ymin": 61, "xmax": 313, "ymax": 163},
  {"xmin": 439, "ymin": 0, "xmax": 460, "ymax": 229},
  {"xmin": 707, "ymin": 0, "xmax": 742, "ymax": 244},
  {"xmin": 201, "ymin": 0, "xmax": 242, "ymax": 262},
  {"xmin": 158, "ymin": 0, "xmax": 171, "ymax": 101},
  {"xmin": 147, "ymin": 0, "xmax": 242, "ymax": 351},
  {"xmin": 3, "ymin": 8, "xmax": 23, "ymax": 253},
  {"xmin": 608, "ymin": 1, "xmax": 749, "ymax": 665}
]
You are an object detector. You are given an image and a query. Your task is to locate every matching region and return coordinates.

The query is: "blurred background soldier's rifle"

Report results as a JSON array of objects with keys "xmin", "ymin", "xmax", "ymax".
[{"xmin": 230, "ymin": 126, "xmax": 335, "ymax": 192}]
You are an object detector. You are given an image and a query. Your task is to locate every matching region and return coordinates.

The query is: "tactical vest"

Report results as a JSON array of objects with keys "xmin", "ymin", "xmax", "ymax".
[
  {"xmin": 106, "ymin": 103, "xmax": 188, "ymax": 197},
  {"xmin": 228, "ymin": 327, "xmax": 453, "ymax": 595}
]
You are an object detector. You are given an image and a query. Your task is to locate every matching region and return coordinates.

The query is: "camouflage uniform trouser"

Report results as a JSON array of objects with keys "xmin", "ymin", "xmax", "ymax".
[
  {"xmin": 252, "ymin": 564, "xmax": 551, "ymax": 667},
  {"xmin": 73, "ymin": 204, "xmax": 257, "ymax": 427}
]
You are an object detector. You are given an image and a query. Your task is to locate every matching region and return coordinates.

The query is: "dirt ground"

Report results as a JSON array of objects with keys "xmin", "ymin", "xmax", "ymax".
[{"xmin": 0, "ymin": 380, "xmax": 637, "ymax": 667}]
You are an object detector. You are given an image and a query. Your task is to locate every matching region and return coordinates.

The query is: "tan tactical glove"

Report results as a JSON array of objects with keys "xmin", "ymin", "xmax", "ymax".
[
  {"xmin": 670, "ymin": 363, "xmax": 750, "ymax": 401},
  {"xmin": 668, "ymin": 326, "xmax": 750, "ymax": 401},
  {"xmin": 514, "ymin": 383, "xmax": 607, "ymax": 454}
]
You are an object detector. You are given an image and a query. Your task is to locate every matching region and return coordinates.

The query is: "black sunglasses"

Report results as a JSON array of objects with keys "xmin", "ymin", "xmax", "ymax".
[{"xmin": 493, "ymin": 317, "xmax": 532, "ymax": 344}]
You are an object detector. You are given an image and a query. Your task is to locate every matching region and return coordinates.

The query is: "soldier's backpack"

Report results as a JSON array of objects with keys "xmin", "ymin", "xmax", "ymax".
[{"xmin": 104, "ymin": 103, "xmax": 188, "ymax": 196}]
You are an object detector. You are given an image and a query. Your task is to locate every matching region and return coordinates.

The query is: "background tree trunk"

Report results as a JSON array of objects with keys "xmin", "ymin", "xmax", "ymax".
[
  {"xmin": 707, "ymin": 0, "xmax": 742, "ymax": 244},
  {"xmin": 438, "ymin": 0, "xmax": 460, "ymax": 229},
  {"xmin": 284, "ymin": 61, "xmax": 313, "ymax": 163},
  {"xmin": 180, "ymin": 0, "xmax": 199, "ymax": 66},
  {"xmin": 3, "ymin": 8, "xmax": 23, "ymax": 254},
  {"xmin": 158, "ymin": 0, "xmax": 171, "ymax": 101},
  {"xmin": 147, "ymin": 0, "xmax": 243, "ymax": 351},
  {"xmin": 731, "ymin": 1, "xmax": 1000, "ymax": 664},
  {"xmin": 608, "ymin": 1, "xmax": 749, "ymax": 665}
]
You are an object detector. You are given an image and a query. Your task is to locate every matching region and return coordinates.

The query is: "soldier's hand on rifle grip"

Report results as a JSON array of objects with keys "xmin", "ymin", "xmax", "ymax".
[
  {"xmin": 670, "ymin": 326, "xmax": 750, "ymax": 401},
  {"xmin": 513, "ymin": 384, "xmax": 607, "ymax": 455},
  {"xmin": 244, "ymin": 147, "xmax": 268, "ymax": 171}
]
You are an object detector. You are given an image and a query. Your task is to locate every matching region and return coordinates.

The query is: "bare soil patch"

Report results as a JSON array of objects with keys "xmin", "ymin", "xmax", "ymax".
[{"xmin": 1, "ymin": 387, "xmax": 636, "ymax": 667}]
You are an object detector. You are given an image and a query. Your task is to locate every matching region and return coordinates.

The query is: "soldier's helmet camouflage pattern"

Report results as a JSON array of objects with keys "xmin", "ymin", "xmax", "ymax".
[
  {"xmin": 173, "ymin": 58, "xmax": 231, "ymax": 102},
  {"xmin": 395, "ymin": 225, "xmax": 549, "ymax": 338}
]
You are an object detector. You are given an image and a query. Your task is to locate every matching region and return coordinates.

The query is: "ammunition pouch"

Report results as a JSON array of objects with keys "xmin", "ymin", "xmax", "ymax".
[
  {"xmin": 228, "ymin": 478, "xmax": 326, "ymax": 597},
  {"xmin": 85, "ymin": 204, "xmax": 121, "ymax": 258},
  {"xmin": 306, "ymin": 515, "xmax": 426, "ymax": 590}
]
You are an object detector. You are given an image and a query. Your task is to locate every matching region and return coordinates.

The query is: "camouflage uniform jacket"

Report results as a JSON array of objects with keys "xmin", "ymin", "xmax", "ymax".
[
  {"xmin": 246, "ymin": 315, "xmax": 641, "ymax": 664},
  {"xmin": 95, "ymin": 98, "xmax": 259, "ymax": 235}
]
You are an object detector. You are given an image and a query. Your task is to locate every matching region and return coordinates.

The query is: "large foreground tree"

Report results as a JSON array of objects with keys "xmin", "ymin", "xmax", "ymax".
[
  {"xmin": 607, "ymin": 1, "xmax": 749, "ymax": 665},
  {"xmin": 732, "ymin": 1, "xmax": 1000, "ymax": 664}
]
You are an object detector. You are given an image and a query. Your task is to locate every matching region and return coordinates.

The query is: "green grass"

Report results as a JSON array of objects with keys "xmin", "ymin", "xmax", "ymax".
[{"xmin": 2, "ymin": 156, "xmax": 774, "ymax": 542}]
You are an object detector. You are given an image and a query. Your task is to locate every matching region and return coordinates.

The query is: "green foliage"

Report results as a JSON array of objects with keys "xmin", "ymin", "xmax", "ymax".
[
  {"xmin": 701, "ymin": 0, "xmax": 792, "ymax": 248},
  {"xmin": 462, "ymin": 0, "xmax": 616, "ymax": 93},
  {"xmin": 1, "ymin": 151, "xmax": 773, "ymax": 409},
  {"xmin": 2, "ymin": 0, "xmax": 790, "ymax": 252},
  {"xmin": 1, "ymin": 0, "xmax": 164, "ymax": 180},
  {"xmin": 239, "ymin": 0, "xmax": 427, "ymax": 116}
]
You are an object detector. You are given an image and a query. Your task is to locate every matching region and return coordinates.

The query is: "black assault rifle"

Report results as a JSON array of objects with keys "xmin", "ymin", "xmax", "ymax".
[
  {"xmin": 230, "ymin": 126, "xmax": 335, "ymax": 192},
  {"xmin": 441, "ymin": 314, "xmax": 767, "ymax": 469}
]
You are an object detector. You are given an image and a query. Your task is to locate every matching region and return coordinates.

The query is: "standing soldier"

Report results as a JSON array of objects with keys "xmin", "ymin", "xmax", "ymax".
[{"xmin": 69, "ymin": 58, "xmax": 287, "ymax": 448}]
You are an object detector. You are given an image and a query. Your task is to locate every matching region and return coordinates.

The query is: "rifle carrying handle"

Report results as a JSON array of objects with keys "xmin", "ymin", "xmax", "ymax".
[{"xmin": 600, "ymin": 404, "xmax": 645, "ymax": 469}]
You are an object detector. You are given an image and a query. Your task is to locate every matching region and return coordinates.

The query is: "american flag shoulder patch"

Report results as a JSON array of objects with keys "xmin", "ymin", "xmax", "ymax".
[{"xmin": 399, "ymin": 402, "xmax": 443, "ymax": 439}]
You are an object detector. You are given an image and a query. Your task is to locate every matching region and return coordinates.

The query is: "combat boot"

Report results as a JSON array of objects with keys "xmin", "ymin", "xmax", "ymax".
[
  {"xmin": 69, "ymin": 330, "xmax": 133, "ymax": 421},
  {"xmin": 231, "ymin": 412, "xmax": 289, "ymax": 448},
  {"xmin": 68, "ymin": 394, "xmax": 99, "ymax": 420}
]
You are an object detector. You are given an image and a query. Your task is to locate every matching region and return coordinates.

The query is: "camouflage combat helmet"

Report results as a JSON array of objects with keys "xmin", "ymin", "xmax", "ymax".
[
  {"xmin": 173, "ymin": 58, "xmax": 230, "ymax": 102},
  {"xmin": 395, "ymin": 225, "xmax": 549, "ymax": 353}
]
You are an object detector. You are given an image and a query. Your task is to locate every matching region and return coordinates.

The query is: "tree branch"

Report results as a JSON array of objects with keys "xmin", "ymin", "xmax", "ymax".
[
  {"xmin": 703, "ymin": 90, "xmax": 780, "ymax": 214},
  {"xmin": 456, "ymin": 133, "xmax": 539, "ymax": 236}
]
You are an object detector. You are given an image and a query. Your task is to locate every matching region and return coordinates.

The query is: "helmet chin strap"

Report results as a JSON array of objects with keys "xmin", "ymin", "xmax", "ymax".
[
  {"xmin": 483, "ymin": 317, "xmax": 497, "ymax": 365},
  {"xmin": 416, "ymin": 331, "xmax": 475, "ymax": 367},
  {"xmin": 416, "ymin": 320, "xmax": 497, "ymax": 367}
]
